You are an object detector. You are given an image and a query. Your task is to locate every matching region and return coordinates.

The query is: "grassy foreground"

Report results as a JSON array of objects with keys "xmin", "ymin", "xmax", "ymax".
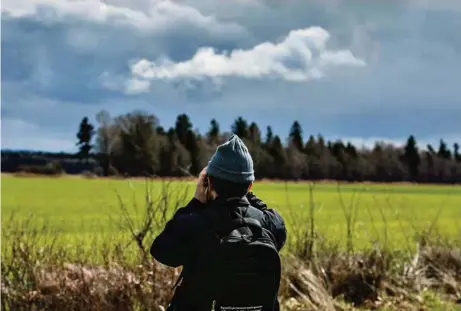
[{"xmin": 1, "ymin": 175, "xmax": 461, "ymax": 310}]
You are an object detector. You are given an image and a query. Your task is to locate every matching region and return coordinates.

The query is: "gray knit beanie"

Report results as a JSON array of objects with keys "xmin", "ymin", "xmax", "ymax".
[{"xmin": 206, "ymin": 134, "xmax": 255, "ymax": 183}]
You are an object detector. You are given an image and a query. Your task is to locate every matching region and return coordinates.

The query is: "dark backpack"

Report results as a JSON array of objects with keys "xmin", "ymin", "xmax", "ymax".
[{"xmin": 169, "ymin": 211, "xmax": 281, "ymax": 311}]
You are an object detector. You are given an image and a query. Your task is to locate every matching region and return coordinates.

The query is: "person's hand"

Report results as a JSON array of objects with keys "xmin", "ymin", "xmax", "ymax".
[{"xmin": 194, "ymin": 167, "xmax": 209, "ymax": 204}]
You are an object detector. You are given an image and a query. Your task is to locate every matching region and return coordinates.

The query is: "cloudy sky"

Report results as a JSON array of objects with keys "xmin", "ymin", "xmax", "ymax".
[{"xmin": 2, "ymin": 0, "xmax": 460, "ymax": 152}]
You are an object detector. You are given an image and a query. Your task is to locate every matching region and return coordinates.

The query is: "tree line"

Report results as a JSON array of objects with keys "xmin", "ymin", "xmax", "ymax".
[
  {"xmin": 1, "ymin": 110, "xmax": 460, "ymax": 183},
  {"xmin": 68, "ymin": 110, "xmax": 461, "ymax": 184}
]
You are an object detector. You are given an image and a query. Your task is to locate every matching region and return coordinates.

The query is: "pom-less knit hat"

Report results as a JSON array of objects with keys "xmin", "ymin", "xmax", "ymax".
[{"xmin": 206, "ymin": 134, "xmax": 255, "ymax": 183}]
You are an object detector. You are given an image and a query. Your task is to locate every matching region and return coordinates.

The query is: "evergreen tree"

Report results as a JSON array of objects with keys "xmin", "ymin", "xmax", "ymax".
[
  {"xmin": 289, "ymin": 121, "xmax": 303, "ymax": 151},
  {"xmin": 317, "ymin": 134, "xmax": 326, "ymax": 149},
  {"xmin": 231, "ymin": 117, "xmax": 249, "ymax": 139},
  {"xmin": 185, "ymin": 130, "xmax": 200, "ymax": 175},
  {"xmin": 330, "ymin": 140, "xmax": 347, "ymax": 177},
  {"xmin": 268, "ymin": 135, "xmax": 286, "ymax": 177},
  {"xmin": 76, "ymin": 117, "xmax": 95, "ymax": 162},
  {"xmin": 437, "ymin": 139, "xmax": 451, "ymax": 159},
  {"xmin": 207, "ymin": 118, "xmax": 220, "ymax": 144},
  {"xmin": 404, "ymin": 135, "xmax": 420, "ymax": 180},
  {"xmin": 304, "ymin": 135, "xmax": 316, "ymax": 156},
  {"xmin": 175, "ymin": 114, "xmax": 193, "ymax": 146},
  {"xmin": 454, "ymin": 143, "xmax": 460, "ymax": 162},
  {"xmin": 265, "ymin": 126, "xmax": 273, "ymax": 145},
  {"xmin": 345, "ymin": 142, "xmax": 358, "ymax": 158},
  {"xmin": 249, "ymin": 122, "xmax": 261, "ymax": 143}
]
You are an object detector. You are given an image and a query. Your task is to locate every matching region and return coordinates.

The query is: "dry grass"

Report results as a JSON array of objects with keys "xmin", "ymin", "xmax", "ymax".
[
  {"xmin": 2, "ymin": 180, "xmax": 461, "ymax": 311},
  {"xmin": 2, "ymin": 230, "xmax": 460, "ymax": 311}
]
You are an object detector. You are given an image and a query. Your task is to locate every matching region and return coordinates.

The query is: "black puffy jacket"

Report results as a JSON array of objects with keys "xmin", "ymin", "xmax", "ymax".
[{"xmin": 150, "ymin": 192, "xmax": 287, "ymax": 310}]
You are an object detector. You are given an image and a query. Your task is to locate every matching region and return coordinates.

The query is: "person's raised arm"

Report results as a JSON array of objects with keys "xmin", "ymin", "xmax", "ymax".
[
  {"xmin": 150, "ymin": 168, "xmax": 210, "ymax": 267},
  {"xmin": 247, "ymin": 192, "xmax": 287, "ymax": 251},
  {"xmin": 149, "ymin": 198, "xmax": 206, "ymax": 267}
]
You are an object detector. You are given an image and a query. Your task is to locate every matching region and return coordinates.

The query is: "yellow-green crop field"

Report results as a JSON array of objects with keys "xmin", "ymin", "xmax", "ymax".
[{"xmin": 2, "ymin": 175, "xmax": 460, "ymax": 251}]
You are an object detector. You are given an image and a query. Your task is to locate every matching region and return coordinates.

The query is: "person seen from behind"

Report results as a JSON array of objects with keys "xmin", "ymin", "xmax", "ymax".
[{"xmin": 150, "ymin": 134, "xmax": 287, "ymax": 311}]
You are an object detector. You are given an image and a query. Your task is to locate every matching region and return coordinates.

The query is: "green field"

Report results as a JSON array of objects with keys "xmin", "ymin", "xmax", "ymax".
[{"xmin": 2, "ymin": 175, "xmax": 461, "ymax": 251}]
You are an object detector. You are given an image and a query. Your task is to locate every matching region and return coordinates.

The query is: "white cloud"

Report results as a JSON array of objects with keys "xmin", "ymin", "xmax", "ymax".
[
  {"xmin": 124, "ymin": 78, "xmax": 151, "ymax": 94},
  {"xmin": 1, "ymin": 0, "xmax": 246, "ymax": 37},
  {"xmin": 125, "ymin": 26, "xmax": 365, "ymax": 92},
  {"xmin": 98, "ymin": 71, "xmax": 151, "ymax": 94}
]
